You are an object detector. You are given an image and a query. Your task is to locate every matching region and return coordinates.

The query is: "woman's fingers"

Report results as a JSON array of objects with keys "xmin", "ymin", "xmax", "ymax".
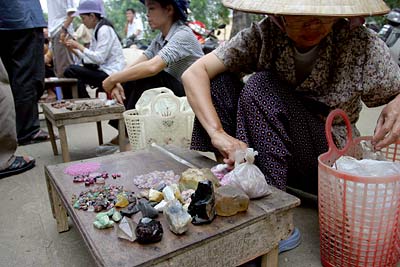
[
  {"xmin": 372, "ymin": 95, "xmax": 400, "ymax": 150},
  {"xmin": 111, "ymin": 87, "xmax": 124, "ymax": 104},
  {"xmin": 210, "ymin": 130, "xmax": 247, "ymax": 166}
]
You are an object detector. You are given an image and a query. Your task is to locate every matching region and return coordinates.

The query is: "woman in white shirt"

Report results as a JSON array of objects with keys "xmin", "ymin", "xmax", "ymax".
[{"xmin": 63, "ymin": 0, "xmax": 125, "ymax": 98}]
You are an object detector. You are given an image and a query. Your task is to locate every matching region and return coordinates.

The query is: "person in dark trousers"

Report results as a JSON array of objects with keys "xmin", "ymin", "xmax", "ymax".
[
  {"xmin": 0, "ymin": 0, "xmax": 49, "ymax": 145},
  {"xmin": 63, "ymin": 0, "xmax": 125, "ymax": 98}
]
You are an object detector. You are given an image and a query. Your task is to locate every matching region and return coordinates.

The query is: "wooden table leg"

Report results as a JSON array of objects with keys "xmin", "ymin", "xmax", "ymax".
[
  {"xmin": 261, "ymin": 246, "xmax": 278, "ymax": 267},
  {"xmin": 45, "ymin": 171, "xmax": 56, "ymax": 219},
  {"xmin": 118, "ymin": 118, "xmax": 126, "ymax": 152},
  {"xmin": 50, "ymin": 181, "xmax": 69, "ymax": 233},
  {"xmin": 45, "ymin": 117, "xmax": 59, "ymax": 155},
  {"xmin": 96, "ymin": 121, "xmax": 103, "ymax": 145},
  {"xmin": 58, "ymin": 126, "xmax": 71, "ymax": 162},
  {"xmin": 71, "ymin": 84, "xmax": 78, "ymax": 99}
]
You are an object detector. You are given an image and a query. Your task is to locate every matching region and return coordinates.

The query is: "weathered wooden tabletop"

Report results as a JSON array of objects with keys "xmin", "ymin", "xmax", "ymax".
[
  {"xmin": 45, "ymin": 146, "xmax": 300, "ymax": 267},
  {"xmin": 41, "ymin": 100, "xmax": 125, "ymax": 121}
]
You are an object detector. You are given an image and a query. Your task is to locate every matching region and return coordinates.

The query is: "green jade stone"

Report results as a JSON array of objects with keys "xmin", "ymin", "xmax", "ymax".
[
  {"xmin": 112, "ymin": 211, "xmax": 122, "ymax": 222},
  {"xmin": 93, "ymin": 220, "xmax": 114, "ymax": 229},
  {"xmin": 73, "ymin": 200, "xmax": 80, "ymax": 209}
]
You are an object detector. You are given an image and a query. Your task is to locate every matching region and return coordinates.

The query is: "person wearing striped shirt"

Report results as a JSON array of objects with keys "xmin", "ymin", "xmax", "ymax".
[{"xmin": 102, "ymin": 0, "xmax": 203, "ymax": 109}]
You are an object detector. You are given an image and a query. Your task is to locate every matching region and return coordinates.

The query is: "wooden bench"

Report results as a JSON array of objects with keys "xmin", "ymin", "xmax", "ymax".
[
  {"xmin": 41, "ymin": 101, "xmax": 126, "ymax": 162},
  {"xmin": 44, "ymin": 77, "xmax": 78, "ymax": 99},
  {"xmin": 45, "ymin": 145, "xmax": 300, "ymax": 266}
]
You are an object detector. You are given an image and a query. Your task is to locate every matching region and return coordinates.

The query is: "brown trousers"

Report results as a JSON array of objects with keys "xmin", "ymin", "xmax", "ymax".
[
  {"xmin": 51, "ymin": 29, "xmax": 74, "ymax": 78},
  {"xmin": 0, "ymin": 60, "xmax": 17, "ymax": 170}
]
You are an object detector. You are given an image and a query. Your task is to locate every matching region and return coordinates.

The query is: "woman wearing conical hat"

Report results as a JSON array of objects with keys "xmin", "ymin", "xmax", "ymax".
[{"xmin": 182, "ymin": 0, "xmax": 400, "ymax": 195}]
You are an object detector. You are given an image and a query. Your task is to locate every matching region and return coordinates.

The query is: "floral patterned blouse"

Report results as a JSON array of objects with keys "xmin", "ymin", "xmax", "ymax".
[{"xmin": 214, "ymin": 17, "xmax": 400, "ymax": 146}]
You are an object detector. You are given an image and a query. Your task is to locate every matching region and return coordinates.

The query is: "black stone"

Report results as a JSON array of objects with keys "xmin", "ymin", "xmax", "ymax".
[
  {"xmin": 188, "ymin": 180, "xmax": 216, "ymax": 225},
  {"xmin": 120, "ymin": 202, "xmax": 140, "ymax": 217},
  {"xmin": 138, "ymin": 199, "xmax": 159, "ymax": 219},
  {"xmin": 135, "ymin": 217, "xmax": 163, "ymax": 244}
]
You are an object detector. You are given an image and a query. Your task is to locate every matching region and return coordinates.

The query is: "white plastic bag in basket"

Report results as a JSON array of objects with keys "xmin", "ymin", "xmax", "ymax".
[
  {"xmin": 335, "ymin": 156, "xmax": 400, "ymax": 176},
  {"xmin": 229, "ymin": 148, "xmax": 272, "ymax": 199}
]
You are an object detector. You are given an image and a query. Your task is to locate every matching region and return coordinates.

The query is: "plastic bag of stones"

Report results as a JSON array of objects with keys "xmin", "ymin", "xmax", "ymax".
[{"xmin": 226, "ymin": 148, "xmax": 272, "ymax": 199}]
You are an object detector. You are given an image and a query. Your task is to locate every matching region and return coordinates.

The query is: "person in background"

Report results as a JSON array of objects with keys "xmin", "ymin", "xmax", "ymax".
[
  {"xmin": 379, "ymin": 8, "xmax": 400, "ymax": 66},
  {"xmin": 74, "ymin": 23, "xmax": 93, "ymax": 48},
  {"xmin": 40, "ymin": 26, "xmax": 58, "ymax": 103},
  {"xmin": 0, "ymin": 0, "xmax": 50, "ymax": 145},
  {"xmin": 102, "ymin": 0, "xmax": 203, "ymax": 146},
  {"xmin": 125, "ymin": 8, "xmax": 144, "ymax": 43},
  {"xmin": 0, "ymin": 59, "xmax": 35, "ymax": 179},
  {"xmin": 63, "ymin": 0, "xmax": 125, "ymax": 98},
  {"xmin": 47, "ymin": 0, "xmax": 76, "ymax": 78}
]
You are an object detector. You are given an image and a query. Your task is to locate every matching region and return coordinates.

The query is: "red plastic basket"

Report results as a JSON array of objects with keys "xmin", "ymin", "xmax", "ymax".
[{"xmin": 318, "ymin": 109, "xmax": 400, "ymax": 267}]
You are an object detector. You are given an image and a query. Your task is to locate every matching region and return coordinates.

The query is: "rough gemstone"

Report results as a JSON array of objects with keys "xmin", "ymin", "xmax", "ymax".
[
  {"xmin": 115, "ymin": 216, "xmax": 137, "ymax": 242},
  {"xmin": 164, "ymin": 200, "xmax": 192, "ymax": 234},
  {"xmin": 215, "ymin": 185, "xmax": 249, "ymax": 216},
  {"xmin": 188, "ymin": 180, "xmax": 216, "ymax": 225},
  {"xmin": 179, "ymin": 168, "xmax": 220, "ymax": 191},
  {"xmin": 148, "ymin": 189, "xmax": 164, "ymax": 202},
  {"xmin": 120, "ymin": 203, "xmax": 140, "ymax": 217},
  {"xmin": 135, "ymin": 217, "xmax": 163, "ymax": 244},
  {"xmin": 138, "ymin": 199, "xmax": 159, "ymax": 219}
]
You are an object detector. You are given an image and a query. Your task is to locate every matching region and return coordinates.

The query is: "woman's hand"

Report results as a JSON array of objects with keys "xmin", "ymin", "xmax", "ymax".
[
  {"xmin": 110, "ymin": 83, "xmax": 125, "ymax": 104},
  {"xmin": 372, "ymin": 94, "xmax": 400, "ymax": 150},
  {"xmin": 102, "ymin": 75, "xmax": 116, "ymax": 93},
  {"xmin": 65, "ymin": 39, "xmax": 84, "ymax": 52},
  {"xmin": 210, "ymin": 130, "xmax": 248, "ymax": 166}
]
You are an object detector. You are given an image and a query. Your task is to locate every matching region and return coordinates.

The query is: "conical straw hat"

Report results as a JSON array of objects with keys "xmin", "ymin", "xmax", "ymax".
[{"xmin": 221, "ymin": 0, "xmax": 390, "ymax": 17}]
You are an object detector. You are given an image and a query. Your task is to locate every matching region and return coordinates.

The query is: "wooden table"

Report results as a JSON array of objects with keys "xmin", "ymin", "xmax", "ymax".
[
  {"xmin": 45, "ymin": 78, "xmax": 79, "ymax": 99},
  {"xmin": 42, "ymin": 101, "xmax": 126, "ymax": 162},
  {"xmin": 45, "ymin": 146, "xmax": 300, "ymax": 267}
]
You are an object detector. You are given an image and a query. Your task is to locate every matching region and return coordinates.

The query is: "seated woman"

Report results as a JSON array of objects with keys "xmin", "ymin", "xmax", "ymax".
[
  {"xmin": 182, "ymin": 0, "xmax": 400, "ymax": 196},
  {"xmin": 63, "ymin": 0, "xmax": 125, "ymax": 98},
  {"xmin": 102, "ymin": 0, "xmax": 203, "ymax": 126}
]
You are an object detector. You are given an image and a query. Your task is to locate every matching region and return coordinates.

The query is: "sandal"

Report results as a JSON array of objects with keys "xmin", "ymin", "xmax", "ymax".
[
  {"xmin": 278, "ymin": 227, "xmax": 301, "ymax": 254},
  {"xmin": 19, "ymin": 129, "xmax": 56, "ymax": 145},
  {"xmin": 0, "ymin": 156, "xmax": 35, "ymax": 179}
]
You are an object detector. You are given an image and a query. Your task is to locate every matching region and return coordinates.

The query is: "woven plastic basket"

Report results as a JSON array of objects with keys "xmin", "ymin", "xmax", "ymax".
[
  {"xmin": 123, "ymin": 89, "xmax": 195, "ymax": 151},
  {"xmin": 318, "ymin": 109, "xmax": 400, "ymax": 267}
]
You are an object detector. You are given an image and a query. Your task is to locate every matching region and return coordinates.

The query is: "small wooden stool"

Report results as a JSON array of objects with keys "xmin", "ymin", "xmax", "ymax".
[
  {"xmin": 41, "ymin": 101, "xmax": 126, "ymax": 162},
  {"xmin": 44, "ymin": 77, "xmax": 78, "ymax": 99}
]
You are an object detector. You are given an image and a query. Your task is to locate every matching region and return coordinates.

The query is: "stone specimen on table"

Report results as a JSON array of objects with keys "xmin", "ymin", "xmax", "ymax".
[
  {"xmin": 181, "ymin": 189, "xmax": 195, "ymax": 205},
  {"xmin": 164, "ymin": 200, "xmax": 192, "ymax": 234},
  {"xmin": 120, "ymin": 202, "xmax": 140, "ymax": 217},
  {"xmin": 188, "ymin": 180, "xmax": 216, "ymax": 225},
  {"xmin": 115, "ymin": 193, "xmax": 129, "ymax": 208},
  {"xmin": 200, "ymin": 168, "xmax": 221, "ymax": 188},
  {"xmin": 154, "ymin": 200, "xmax": 168, "ymax": 212},
  {"xmin": 133, "ymin": 170, "xmax": 179, "ymax": 189},
  {"xmin": 215, "ymin": 185, "xmax": 249, "ymax": 216},
  {"xmin": 135, "ymin": 217, "xmax": 163, "ymax": 244},
  {"xmin": 162, "ymin": 185, "xmax": 176, "ymax": 202},
  {"xmin": 115, "ymin": 216, "xmax": 137, "ymax": 242},
  {"xmin": 170, "ymin": 184, "xmax": 184, "ymax": 203},
  {"xmin": 155, "ymin": 182, "xmax": 167, "ymax": 192},
  {"xmin": 149, "ymin": 189, "xmax": 164, "ymax": 202},
  {"xmin": 179, "ymin": 168, "xmax": 220, "ymax": 191},
  {"xmin": 93, "ymin": 212, "xmax": 114, "ymax": 229},
  {"xmin": 95, "ymin": 177, "xmax": 105, "ymax": 184},
  {"xmin": 127, "ymin": 192, "xmax": 136, "ymax": 203},
  {"xmin": 112, "ymin": 211, "xmax": 122, "ymax": 222},
  {"xmin": 138, "ymin": 189, "xmax": 149, "ymax": 199},
  {"xmin": 138, "ymin": 199, "xmax": 158, "ymax": 219}
]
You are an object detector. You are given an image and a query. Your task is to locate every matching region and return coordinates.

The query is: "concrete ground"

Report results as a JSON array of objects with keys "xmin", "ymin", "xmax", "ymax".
[{"xmin": 0, "ymin": 105, "xmax": 393, "ymax": 267}]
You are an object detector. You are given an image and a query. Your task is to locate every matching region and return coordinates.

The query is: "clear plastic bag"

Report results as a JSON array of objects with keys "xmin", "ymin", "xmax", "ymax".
[{"xmin": 229, "ymin": 148, "xmax": 272, "ymax": 199}]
